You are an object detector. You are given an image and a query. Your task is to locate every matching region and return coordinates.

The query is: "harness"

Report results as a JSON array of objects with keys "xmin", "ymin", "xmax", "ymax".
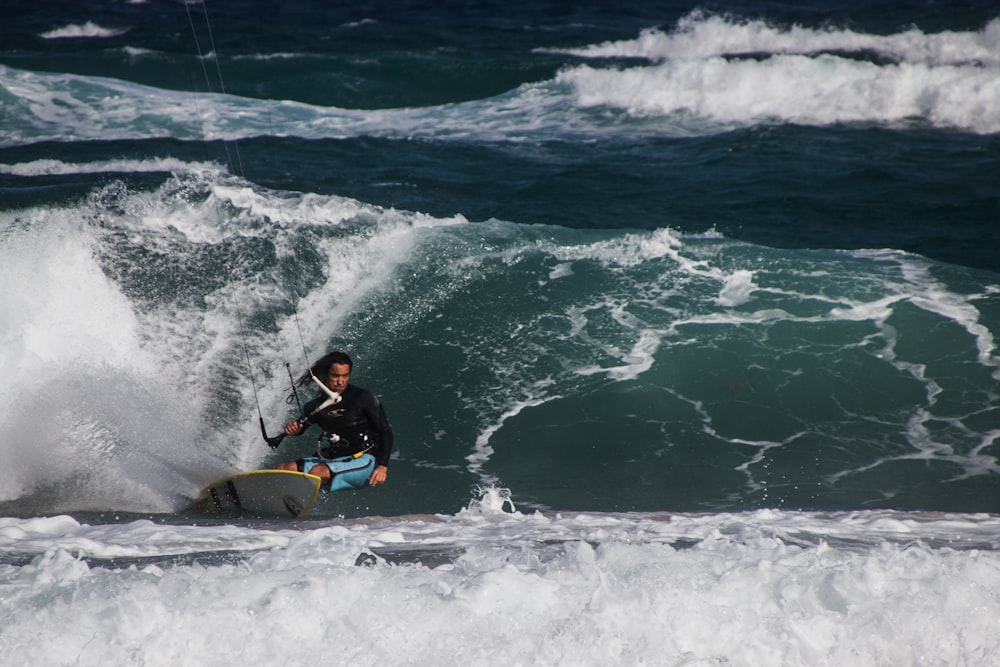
[{"xmin": 315, "ymin": 431, "xmax": 373, "ymax": 461}]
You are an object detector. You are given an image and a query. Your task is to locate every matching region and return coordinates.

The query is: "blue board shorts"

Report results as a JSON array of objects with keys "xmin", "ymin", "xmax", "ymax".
[{"xmin": 299, "ymin": 453, "xmax": 376, "ymax": 492}]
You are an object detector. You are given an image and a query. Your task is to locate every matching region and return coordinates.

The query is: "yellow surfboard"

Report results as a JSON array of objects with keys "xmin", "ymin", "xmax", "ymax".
[{"xmin": 195, "ymin": 470, "xmax": 322, "ymax": 518}]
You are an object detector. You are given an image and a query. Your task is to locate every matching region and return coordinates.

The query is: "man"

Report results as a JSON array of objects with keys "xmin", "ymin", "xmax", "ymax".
[{"xmin": 275, "ymin": 351, "xmax": 392, "ymax": 490}]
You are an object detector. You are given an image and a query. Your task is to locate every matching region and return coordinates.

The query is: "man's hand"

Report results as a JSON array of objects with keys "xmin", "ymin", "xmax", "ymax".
[
  {"xmin": 368, "ymin": 465, "xmax": 388, "ymax": 487},
  {"xmin": 284, "ymin": 420, "xmax": 303, "ymax": 436}
]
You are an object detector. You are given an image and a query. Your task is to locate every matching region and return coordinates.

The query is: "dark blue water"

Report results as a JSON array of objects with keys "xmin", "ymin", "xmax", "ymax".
[{"xmin": 1, "ymin": 0, "xmax": 998, "ymax": 518}]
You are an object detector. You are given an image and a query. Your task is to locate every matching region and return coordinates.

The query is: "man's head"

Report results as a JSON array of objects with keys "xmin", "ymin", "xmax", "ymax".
[{"xmin": 313, "ymin": 351, "xmax": 352, "ymax": 393}]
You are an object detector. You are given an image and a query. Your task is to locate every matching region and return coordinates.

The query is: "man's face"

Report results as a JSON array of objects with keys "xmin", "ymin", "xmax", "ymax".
[{"xmin": 326, "ymin": 363, "xmax": 351, "ymax": 393}]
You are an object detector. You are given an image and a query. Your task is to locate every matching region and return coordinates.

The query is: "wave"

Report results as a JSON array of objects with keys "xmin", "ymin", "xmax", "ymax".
[
  {"xmin": 553, "ymin": 12, "xmax": 1000, "ymax": 67},
  {"xmin": 2, "ymin": 66, "xmax": 997, "ymax": 153},
  {"xmin": 6, "ymin": 14, "xmax": 1000, "ymax": 143},
  {"xmin": 551, "ymin": 12, "xmax": 1000, "ymax": 134},
  {"xmin": 557, "ymin": 54, "xmax": 1000, "ymax": 133},
  {"xmin": 0, "ymin": 157, "xmax": 223, "ymax": 177},
  {"xmin": 2, "ymin": 168, "xmax": 998, "ymax": 514},
  {"xmin": 0, "ymin": 171, "xmax": 468, "ymax": 512},
  {"xmin": 39, "ymin": 22, "xmax": 129, "ymax": 40}
]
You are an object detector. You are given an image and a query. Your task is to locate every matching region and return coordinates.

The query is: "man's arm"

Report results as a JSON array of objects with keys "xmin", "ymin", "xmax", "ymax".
[
  {"xmin": 284, "ymin": 395, "xmax": 324, "ymax": 435},
  {"xmin": 364, "ymin": 393, "xmax": 393, "ymax": 485}
]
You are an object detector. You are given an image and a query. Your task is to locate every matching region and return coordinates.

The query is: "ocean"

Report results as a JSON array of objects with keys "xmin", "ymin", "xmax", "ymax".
[{"xmin": 1, "ymin": 0, "xmax": 998, "ymax": 664}]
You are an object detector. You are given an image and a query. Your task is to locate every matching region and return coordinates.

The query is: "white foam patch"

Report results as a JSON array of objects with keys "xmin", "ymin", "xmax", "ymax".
[
  {"xmin": 549, "ymin": 262, "xmax": 574, "ymax": 279},
  {"xmin": 546, "ymin": 13, "xmax": 1000, "ymax": 135},
  {"xmin": 0, "ymin": 157, "xmax": 224, "ymax": 177},
  {"xmin": 0, "ymin": 515, "xmax": 293, "ymax": 559},
  {"xmin": 0, "ymin": 212, "xmax": 209, "ymax": 508},
  {"xmin": 39, "ymin": 22, "xmax": 129, "ymax": 39},
  {"xmin": 558, "ymin": 13, "xmax": 1000, "ymax": 67},
  {"xmin": 0, "ymin": 219, "xmax": 149, "ymax": 380},
  {"xmin": 0, "ymin": 507, "xmax": 997, "ymax": 666},
  {"xmin": 558, "ymin": 55, "xmax": 1000, "ymax": 134},
  {"xmin": 717, "ymin": 269, "xmax": 757, "ymax": 307}
]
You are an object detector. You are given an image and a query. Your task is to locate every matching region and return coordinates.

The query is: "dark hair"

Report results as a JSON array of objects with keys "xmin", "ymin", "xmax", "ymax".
[{"xmin": 296, "ymin": 351, "xmax": 353, "ymax": 388}]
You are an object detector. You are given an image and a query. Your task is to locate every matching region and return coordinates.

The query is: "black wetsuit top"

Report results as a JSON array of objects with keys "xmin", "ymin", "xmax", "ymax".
[{"xmin": 299, "ymin": 384, "xmax": 394, "ymax": 468}]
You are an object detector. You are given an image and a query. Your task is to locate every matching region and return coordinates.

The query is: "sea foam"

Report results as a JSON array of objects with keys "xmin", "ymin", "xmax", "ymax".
[
  {"xmin": 0, "ymin": 507, "xmax": 997, "ymax": 666},
  {"xmin": 39, "ymin": 22, "xmax": 129, "ymax": 40}
]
